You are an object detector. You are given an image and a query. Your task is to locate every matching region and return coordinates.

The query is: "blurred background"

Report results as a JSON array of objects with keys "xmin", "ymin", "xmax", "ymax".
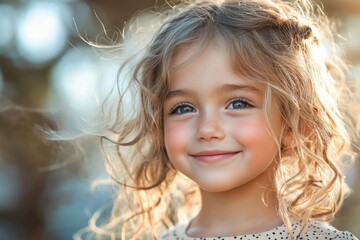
[{"xmin": 0, "ymin": 0, "xmax": 359, "ymax": 239}]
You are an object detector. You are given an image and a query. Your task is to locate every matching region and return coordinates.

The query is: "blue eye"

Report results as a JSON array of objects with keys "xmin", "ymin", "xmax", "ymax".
[
  {"xmin": 227, "ymin": 98, "xmax": 252, "ymax": 110},
  {"xmin": 169, "ymin": 103, "xmax": 196, "ymax": 115}
]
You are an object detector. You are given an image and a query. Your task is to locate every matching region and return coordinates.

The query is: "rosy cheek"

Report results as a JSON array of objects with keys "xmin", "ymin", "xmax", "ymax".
[
  {"xmin": 231, "ymin": 118, "xmax": 265, "ymax": 141},
  {"xmin": 164, "ymin": 122, "xmax": 188, "ymax": 155},
  {"xmin": 164, "ymin": 129, "xmax": 177, "ymax": 153},
  {"xmin": 232, "ymin": 118, "xmax": 277, "ymax": 154}
]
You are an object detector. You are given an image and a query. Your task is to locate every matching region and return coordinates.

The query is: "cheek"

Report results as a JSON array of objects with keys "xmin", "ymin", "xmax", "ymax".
[
  {"xmin": 231, "ymin": 118, "xmax": 279, "ymax": 157},
  {"xmin": 164, "ymin": 121, "xmax": 190, "ymax": 156},
  {"xmin": 231, "ymin": 118, "xmax": 273, "ymax": 143}
]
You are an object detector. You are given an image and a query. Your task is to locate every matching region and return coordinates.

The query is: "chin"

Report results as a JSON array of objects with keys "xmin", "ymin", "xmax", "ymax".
[{"xmin": 196, "ymin": 180, "xmax": 244, "ymax": 193}]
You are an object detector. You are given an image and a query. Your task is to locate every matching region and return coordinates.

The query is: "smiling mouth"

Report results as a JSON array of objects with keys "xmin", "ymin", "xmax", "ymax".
[{"xmin": 190, "ymin": 151, "xmax": 241, "ymax": 163}]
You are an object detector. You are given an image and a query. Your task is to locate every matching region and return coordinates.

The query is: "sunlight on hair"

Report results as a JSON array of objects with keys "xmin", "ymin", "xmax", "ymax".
[{"xmin": 312, "ymin": 43, "xmax": 327, "ymax": 62}]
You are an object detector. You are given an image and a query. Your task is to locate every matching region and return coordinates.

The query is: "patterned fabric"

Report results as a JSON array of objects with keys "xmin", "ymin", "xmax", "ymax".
[{"xmin": 158, "ymin": 220, "xmax": 358, "ymax": 240}]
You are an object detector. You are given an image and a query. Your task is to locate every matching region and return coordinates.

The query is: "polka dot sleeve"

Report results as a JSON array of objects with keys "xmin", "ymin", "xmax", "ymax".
[{"xmin": 158, "ymin": 220, "xmax": 359, "ymax": 240}]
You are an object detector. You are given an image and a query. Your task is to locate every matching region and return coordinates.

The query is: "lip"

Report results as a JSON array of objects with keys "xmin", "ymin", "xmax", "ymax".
[{"xmin": 189, "ymin": 150, "xmax": 241, "ymax": 164}]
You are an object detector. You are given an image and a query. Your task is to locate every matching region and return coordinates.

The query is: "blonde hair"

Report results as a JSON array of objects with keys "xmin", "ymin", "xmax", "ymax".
[{"xmin": 78, "ymin": 0, "xmax": 359, "ymax": 239}]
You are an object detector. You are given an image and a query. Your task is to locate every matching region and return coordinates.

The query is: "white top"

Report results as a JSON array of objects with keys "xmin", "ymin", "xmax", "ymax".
[{"xmin": 158, "ymin": 220, "xmax": 358, "ymax": 240}]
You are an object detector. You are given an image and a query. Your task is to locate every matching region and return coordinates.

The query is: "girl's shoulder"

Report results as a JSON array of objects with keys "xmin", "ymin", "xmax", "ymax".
[
  {"xmin": 157, "ymin": 223, "xmax": 187, "ymax": 240},
  {"xmin": 302, "ymin": 220, "xmax": 358, "ymax": 240},
  {"xmin": 158, "ymin": 220, "xmax": 358, "ymax": 240}
]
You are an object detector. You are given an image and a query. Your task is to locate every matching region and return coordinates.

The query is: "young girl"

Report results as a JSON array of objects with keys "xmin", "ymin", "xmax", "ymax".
[{"xmin": 82, "ymin": 0, "xmax": 360, "ymax": 239}]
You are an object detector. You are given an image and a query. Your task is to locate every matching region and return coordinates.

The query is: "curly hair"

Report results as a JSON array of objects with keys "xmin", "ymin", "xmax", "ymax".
[{"xmin": 76, "ymin": 0, "xmax": 359, "ymax": 239}]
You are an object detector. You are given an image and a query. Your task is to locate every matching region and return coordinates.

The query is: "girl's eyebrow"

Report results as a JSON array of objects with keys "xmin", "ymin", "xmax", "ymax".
[
  {"xmin": 217, "ymin": 84, "xmax": 262, "ymax": 94},
  {"xmin": 166, "ymin": 89, "xmax": 195, "ymax": 100},
  {"xmin": 166, "ymin": 83, "xmax": 262, "ymax": 100}
]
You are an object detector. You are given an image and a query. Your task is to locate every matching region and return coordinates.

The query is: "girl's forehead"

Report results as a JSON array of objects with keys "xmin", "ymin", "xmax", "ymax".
[
  {"xmin": 168, "ymin": 37, "xmax": 268, "ymax": 89},
  {"xmin": 170, "ymin": 36, "xmax": 229, "ymax": 72},
  {"xmin": 168, "ymin": 39, "xmax": 267, "ymax": 94}
]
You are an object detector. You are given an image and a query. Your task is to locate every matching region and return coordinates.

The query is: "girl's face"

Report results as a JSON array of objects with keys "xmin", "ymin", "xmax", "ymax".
[{"xmin": 163, "ymin": 40, "xmax": 283, "ymax": 192}]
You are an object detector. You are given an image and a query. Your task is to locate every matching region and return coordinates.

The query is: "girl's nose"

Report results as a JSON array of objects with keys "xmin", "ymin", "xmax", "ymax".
[{"xmin": 196, "ymin": 118, "xmax": 225, "ymax": 142}]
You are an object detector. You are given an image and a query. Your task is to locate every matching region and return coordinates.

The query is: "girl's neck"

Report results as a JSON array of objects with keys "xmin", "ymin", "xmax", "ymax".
[{"xmin": 187, "ymin": 171, "xmax": 282, "ymax": 238}]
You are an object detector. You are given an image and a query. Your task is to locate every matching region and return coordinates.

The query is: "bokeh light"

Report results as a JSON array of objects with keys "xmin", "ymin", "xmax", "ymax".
[
  {"xmin": 0, "ymin": 4, "xmax": 17, "ymax": 54},
  {"xmin": 0, "ymin": 164, "xmax": 22, "ymax": 210},
  {"xmin": 48, "ymin": 45, "xmax": 119, "ymax": 130},
  {"xmin": 15, "ymin": 2, "xmax": 70, "ymax": 65},
  {"xmin": 0, "ymin": 68, "xmax": 3, "ymax": 93},
  {"xmin": 0, "ymin": 0, "xmax": 359, "ymax": 239},
  {"xmin": 344, "ymin": 16, "xmax": 360, "ymax": 51},
  {"xmin": 50, "ymin": 46, "xmax": 99, "ymax": 117}
]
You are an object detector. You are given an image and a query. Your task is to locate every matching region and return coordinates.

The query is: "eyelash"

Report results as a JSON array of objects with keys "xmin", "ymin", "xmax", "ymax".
[
  {"xmin": 169, "ymin": 102, "xmax": 196, "ymax": 115},
  {"xmin": 226, "ymin": 97, "xmax": 253, "ymax": 110},
  {"xmin": 168, "ymin": 97, "xmax": 253, "ymax": 115}
]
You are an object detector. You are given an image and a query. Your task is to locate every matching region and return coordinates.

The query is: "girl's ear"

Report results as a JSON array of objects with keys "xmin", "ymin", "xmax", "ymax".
[
  {"xmin": 298, "ymin": 120, "xmax": 311, "ymax": 137},
  {"xmin": 281, "ymin": 127, "xmax": 293, "ymax": 150},
  {"xmin": 281, "ymin": 121, "xmax": 311, "ymax": 150}
]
